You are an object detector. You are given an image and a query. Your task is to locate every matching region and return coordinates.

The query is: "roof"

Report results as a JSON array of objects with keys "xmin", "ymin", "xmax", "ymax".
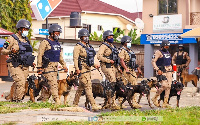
[
  {"xmin": 0, "ymin": 28, "xmax": 13, "ymax": 35},
  {"xmin": 31, "ymin": 0, "xmax": 142, "ymax": 21},
  {"xmin": 180, "ymin": 27, "xmax": 200, "ymax": 38}
]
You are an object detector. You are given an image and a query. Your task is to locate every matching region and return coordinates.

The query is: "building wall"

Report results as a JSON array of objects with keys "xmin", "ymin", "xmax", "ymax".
[
  {"xmin": 31, "ymin": 13, "xmax": 139, "ymax": 40},
  {"xmin": 142, "ymin": 0, "xmax": 187, "ymax": 34}
]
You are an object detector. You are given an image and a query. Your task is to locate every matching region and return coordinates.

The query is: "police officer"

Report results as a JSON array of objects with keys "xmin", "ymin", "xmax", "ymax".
[
  {"xmin": 172, "ymin": 44, "xmax": 191, "ymax": 80},
  {"xmin": 1, "ymin": 19, "xmax": 35, "ymax": 102},
  {"xmin": 73, "ymin": 29, "xmax": 101, "ymax": 111},
  {"xmin": 97, "ymin": 30, "xmax": 120, "ymax": 110},
  {"xmin": 118, "ymin": 36, "xmax": 142, "ymax": 108},
  {"xmin": 37, "ymin": 24, "xmax": 68, "ymax": 105},
  {"xmin": 151, "ymin": 40, "xmax": 172, "ymax": 108}
]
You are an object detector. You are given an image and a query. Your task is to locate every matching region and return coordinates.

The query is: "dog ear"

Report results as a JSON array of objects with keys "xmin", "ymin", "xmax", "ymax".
[{"xmin": 147, "ymin": 79, "xmax": 150, "ymax": 81}]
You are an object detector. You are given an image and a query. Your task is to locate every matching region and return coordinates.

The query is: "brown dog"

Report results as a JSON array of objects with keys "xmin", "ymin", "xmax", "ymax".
[
  {"xmin": 178, "ymin": 67, "xmax": 198, "ymax": 87},
  {"xmin": 5, "ymin": 74, "xmax": 40, "ymax": 102},
  {"xmin": 37, "ymin": 71, "xmax": 78, "ymax": 104}
]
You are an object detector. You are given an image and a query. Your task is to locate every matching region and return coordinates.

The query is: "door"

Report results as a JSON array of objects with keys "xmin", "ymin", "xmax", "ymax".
[{"xmin": 0, "ymin": 48, "xmax": 8, "ymax": 76}]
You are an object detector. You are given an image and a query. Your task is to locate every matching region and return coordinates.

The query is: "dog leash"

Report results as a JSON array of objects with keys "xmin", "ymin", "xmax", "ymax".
[
  {"xmin": 78, "ymin": 68, "xmax": 97, "ymax": 77},
  {"xmin": 42, "ymin": 69, "xmax": 66, "ymax": 74}
]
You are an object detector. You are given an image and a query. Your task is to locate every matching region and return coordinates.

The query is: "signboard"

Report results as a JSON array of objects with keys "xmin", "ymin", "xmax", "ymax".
[
  {"xmin": 31, "ymin": 0, "xmax": 62, "ymax": 20},
  {"xmin": 140, "ymin": 29, "xmax": 197, "ymax": 44},
  {"xmin": 39, "ymin": 29, "xmax": 49, "ymax": 35},
  {"xmin": 153, "ymin": 14, "xmax": 182, "ymax": 32},
  {"xmin": 63, "ymin": 47, "xmax": 74, "ymax": 65}
]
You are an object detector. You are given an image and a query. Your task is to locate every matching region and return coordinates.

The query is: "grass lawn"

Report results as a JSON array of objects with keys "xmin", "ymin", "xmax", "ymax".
[
  {"xmin": 0, "ymin": 101, "xmax": 69, "ymax": 114},
  {"xmin": 36, "ymin": 106, "xmax": 200, "ymax": 125}
]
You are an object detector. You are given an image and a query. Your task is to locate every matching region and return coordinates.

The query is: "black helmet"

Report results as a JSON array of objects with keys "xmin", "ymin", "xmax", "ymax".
[
  {"xmin": 103, "ymin": 30, "xmax": 114, "ymax": 39},
  {"xmin": 160, "ymin": 40, "xmax": 170, "ymax": 47},
  {"xmin": 49, "ymin": 24, "xmax": 62, "ymax": 33},
  {"xmin": 121, "ymin": 36, "xmax": 132, "ymax": 45},
  {"xmin": 78, "ymin": 29, "xmax": 89, "ymax": 38},
  {"xmin": 16, "ymin": 19, "xmax": 31, "ymax": 30}
]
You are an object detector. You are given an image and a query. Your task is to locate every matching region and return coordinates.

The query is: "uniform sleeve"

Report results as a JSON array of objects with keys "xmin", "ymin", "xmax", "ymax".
[
  {"xmin": 37, "ymin": 40, "xmax": 47, "ymax": 68},
  {"xmin": 59, "ymin": 50, "xmax": 66, "ymax": 68},
  {"xmin": 172, "ymin": 52, "xmax": 177, "ymax": 65},
  {"xmin": 1, "ymin": 36, "xmax": 17, "ymax": 55},
  {"xmin": 97, "ymin": 44, "xmax": 111, "ymax": 63},
  {"xmin": 73, "ymin": 45, "xmax": 81, "ymax": 70},
  {"xmin": 151, "ymin": 50, "xmax": 161, "ymax": 70},
  {"xmin": 118, "ymin": 49, "xmax": 125, "ymax": 59},
  {"xmin": 185, "ymin": 52, "xmax": 191, "ymax": 66}
]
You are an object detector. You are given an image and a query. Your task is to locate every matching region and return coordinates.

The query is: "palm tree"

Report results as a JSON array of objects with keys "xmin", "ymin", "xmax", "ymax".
[
  {"xmin": 128, "ymin": 29, "xmax": 140, "ymax": 45},
  {"xmin": 30, "ymin": 40, "xmax": 39, "ymax": 52}
]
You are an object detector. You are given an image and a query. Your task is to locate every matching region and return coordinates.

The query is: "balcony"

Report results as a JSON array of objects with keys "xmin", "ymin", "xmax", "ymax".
[{"xmin": 190, "ymin": 12, "xmax": 200, "ymax": 25}]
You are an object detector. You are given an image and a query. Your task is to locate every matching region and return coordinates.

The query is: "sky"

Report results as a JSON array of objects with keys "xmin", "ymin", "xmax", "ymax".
[{"xmin": 99, "ymin": 0, "xmax": 143, "ymax": 13}]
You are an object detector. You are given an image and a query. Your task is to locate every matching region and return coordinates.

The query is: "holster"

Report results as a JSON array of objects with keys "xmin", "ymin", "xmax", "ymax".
[
  {"xmin": 42, "ymin": 56, "xmax": 50, "ymax": 68},
  {"xmin": 106, "ymin": 63, "xmax": 111, "ymax": 68},
  {"xmin": 158, "ymin": 66, "xmax": 166, "ymax": 73}
]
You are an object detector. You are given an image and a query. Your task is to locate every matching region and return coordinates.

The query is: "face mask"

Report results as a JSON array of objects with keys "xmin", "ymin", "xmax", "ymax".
[
  {"xmin": 179, "ymin": 49, "xmax": 183, "ymax": 51},
  {"xmin": 127, "ymin": 43, "xmax": 131, "ymax": 48},
  {"xmin": 22, "ymin": 31, "xmax": 29, "ymax": 37},
  {"xmin": 107, "ymin": 38, "xmax": 114, "ymax": 43},
  {"xmin": 53, "ymin": 34, "xmax": 59, "ymax": 40},
  {"xmin": 82, "ymin": 37, "xmax": 89, "ymax": 43}
]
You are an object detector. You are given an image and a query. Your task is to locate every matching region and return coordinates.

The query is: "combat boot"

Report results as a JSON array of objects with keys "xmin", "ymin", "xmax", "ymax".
[
  {"xmin": 132, "ymin": 103, "xmax": 142, "ymax": 108},
  {"xmin": 152, "ymin": 94, "xmax": 160, "ymax": 107},
  {"xmin": 162, "ymin": 97, "xmax": 171, "ymax": 108},
  {"xmin": 92, "ymin": 104, "xmax": 102, "ymax": 111}
]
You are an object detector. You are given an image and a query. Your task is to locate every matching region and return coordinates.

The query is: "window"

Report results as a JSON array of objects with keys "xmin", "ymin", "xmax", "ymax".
[
  {"xmin": 158, "ymin": 0, "xmax": 177, "ymax": 14},
  {"xmin": 83, "ymin": 24, "xmax": 91, "ymax": 34},
  {"xmin": 113, "ymin": 27, "xmax": 121, "ymax": 33},
  {"xmin": 98, "ymin": 25, "xmax": 102, "ymax": 31},
  {"xmin": 42, "ymin": 23, "xmax": 58, "ymax": 29}
]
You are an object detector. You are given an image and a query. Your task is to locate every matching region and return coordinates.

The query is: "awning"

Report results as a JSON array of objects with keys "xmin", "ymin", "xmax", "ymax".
[
  {"xmin": 0, "ymin": 38, "xmax": 5, "ymax": 47},
  {"xmin": 180, "ymin": 27, "xmax": 200, "ymax": 38},
  {"xmin": 0, "ymin": 28, "xmax": 13, "ymax": 36}
]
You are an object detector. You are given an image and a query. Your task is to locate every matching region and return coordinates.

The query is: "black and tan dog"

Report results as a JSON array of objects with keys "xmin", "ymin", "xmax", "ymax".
[
  {"xmin": 115, "ymin": 81, "xmax": 147, "ymax": 109},
  {"xmin": 37, "ymin": 71, "xmax": 78, "ymax": 105},
  {"xmin": 5, "ymin": 74, "xmax": 47, "ymax": 102},
  {"xmin": 158, "ymin": 80, "xmax": 184, "ymax": 107},
  {"xmin": 137, "ymin": 79, "xmax": 159, "ymax": 108},
  {"xmin": 83, "ymin": 78, "xmax": 124, "ymax": 110},
  {"xmin": 178, "ymin": 67, "xmax": 198, "ymax": 87}
]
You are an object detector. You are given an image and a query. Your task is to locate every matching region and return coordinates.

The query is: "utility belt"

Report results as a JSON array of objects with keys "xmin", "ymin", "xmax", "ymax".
[{"xmin": 158, "ymin": 65, "xmax": 172, "ymax": 73}]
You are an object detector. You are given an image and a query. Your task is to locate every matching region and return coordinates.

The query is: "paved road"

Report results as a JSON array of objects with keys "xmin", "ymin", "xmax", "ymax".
[{"xmin": 0, "ymin": 81, "xmax": 200, "ymax": 124}]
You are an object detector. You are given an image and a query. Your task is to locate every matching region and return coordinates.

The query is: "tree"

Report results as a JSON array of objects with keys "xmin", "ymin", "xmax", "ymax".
[
  {"xmin": 0, "ymin": 0, "xmax": 32, "ymax": 38},
  {"xmin": 128, "ymin": 29, "xmax": 140, "ymax": 45},
  {"xmin": 89, "ymin": 31, "xmax": 103, "ymax": 41},
  {"xmin": 113, "ymin": 27, "xmax": 125, "ymax": 43}
]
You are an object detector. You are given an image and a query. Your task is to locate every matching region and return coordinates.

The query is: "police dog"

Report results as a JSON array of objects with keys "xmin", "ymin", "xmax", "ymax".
[
  {"xmin": 137, "ymin": 79, "xmax": 159, "ymax": 108},
  {"xmin": 37, "ymin": 71, "xmax": 78, "ymax": 104},
  {"xmin": 178, "ymin": 67, "xmax": 198, "ymax": 87},
  {"xmin": 83, "ymin": 78, "xmax": 124, "ymax": 110},
  {"xmin": 5, "ymin": 74, "xmax": 47, "ymax": 102},
  {"xmin": 158, "ymin": 81, "xmax": 184, "ymax": 107},
  {"xmin": 58, "ymin": 72, "xmax": 78, "ymax": 105},
  {"xmin": 116, "ymin": 82, "xmax": 146, "ymax": 109}
]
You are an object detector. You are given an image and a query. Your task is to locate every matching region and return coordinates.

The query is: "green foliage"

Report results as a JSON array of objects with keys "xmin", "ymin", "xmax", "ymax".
[
  {"xmin": 30, "ymin": 40, "xmax": 39, "ymax": 52},
  {"xmin": 0, "ymin": 0, "xmax": 32, "ymax": 39},
  {"xmin": 89, "ymin": 31, "xmax": 103, "ymax": 41},
  {"xmin": 113, "ymin": 27, "xmax": 125, "ymax": 43},
  {"xmin": 128, "ymin": 29, "xmax": 140, "ymax": 45}
]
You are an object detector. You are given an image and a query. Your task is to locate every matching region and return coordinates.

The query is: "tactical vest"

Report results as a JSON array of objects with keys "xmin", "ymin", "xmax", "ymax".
[
  {"xmin": 176, "ymin": 52, "xmax": 187, "ymax": 65},
  {"xmin": 44, "ymin": 39, "xmax": 61, "ymax": 62},
  {"xmin": 11, "ymin": 34, "xmax": 35, "ymax": 67},
  {"xmin": 156, "ymin": 50, "xmax": 172, "ymax": 66},
  {"xmin": 102, "ymin": 42, "xmax": 119, "ymax": 64},
  {"xmin": 121, "ymin": 47, "xmax": 136, "ymax": 69},
  {"xmin": 77, "ymin": 42, "xmax": 96, "ymax": 67}
]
